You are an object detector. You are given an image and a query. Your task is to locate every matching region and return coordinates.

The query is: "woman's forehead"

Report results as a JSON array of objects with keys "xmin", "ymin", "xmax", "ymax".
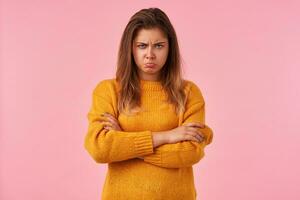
[{"xmin": 134, "ymin": 28, "xmax": 168, "ymax": 43}]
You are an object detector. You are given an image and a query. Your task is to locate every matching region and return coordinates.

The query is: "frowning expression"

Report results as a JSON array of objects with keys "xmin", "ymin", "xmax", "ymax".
[{"xmin": 132, "ymin": 27, "xmax": 169, "ymax": 81}]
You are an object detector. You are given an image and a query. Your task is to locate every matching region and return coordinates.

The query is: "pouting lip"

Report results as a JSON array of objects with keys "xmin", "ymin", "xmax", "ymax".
[{"xmin": 145, "ymin": 63, "xmax": 156, "ymax": 68}]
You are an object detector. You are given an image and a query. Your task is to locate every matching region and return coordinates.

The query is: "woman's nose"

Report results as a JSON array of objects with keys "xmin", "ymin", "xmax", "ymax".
[{"xmin": 146, "ymin": 47, "xmax": 155, "ymax": 59}]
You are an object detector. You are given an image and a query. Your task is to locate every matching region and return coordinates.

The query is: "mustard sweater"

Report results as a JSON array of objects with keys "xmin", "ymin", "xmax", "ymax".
[{"xmin": 84, "ymin": 78, "xmax": 213, "ymax": 200}]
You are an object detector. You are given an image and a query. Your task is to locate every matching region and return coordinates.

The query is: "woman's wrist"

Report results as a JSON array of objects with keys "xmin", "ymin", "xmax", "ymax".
[{"xmin": 151, "ymin": 131, "xmax": 169, "ymax": 148}]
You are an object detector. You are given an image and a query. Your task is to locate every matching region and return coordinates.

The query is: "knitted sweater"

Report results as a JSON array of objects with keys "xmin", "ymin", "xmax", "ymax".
[{"xmin": 84, "ymin": 78, "xmax": 213, "ymax": 200}]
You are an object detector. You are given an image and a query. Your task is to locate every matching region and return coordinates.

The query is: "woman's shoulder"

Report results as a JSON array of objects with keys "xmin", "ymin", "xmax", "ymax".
[
  {"xmin": 183, "ymin": 79, "xmax": 202, "ymax": 92},
  {"xmin": 93, "ymin": 78, "xmax": 118, "ymax": 95},
  {"xmin": 182, "ymin": 79, "xmax": 205, "ymax": 103}
]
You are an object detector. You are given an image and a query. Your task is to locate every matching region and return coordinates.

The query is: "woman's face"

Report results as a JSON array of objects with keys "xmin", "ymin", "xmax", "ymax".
[{"xmin": 132, "ymin": 27, "xmax": 169, "ymax": 81}]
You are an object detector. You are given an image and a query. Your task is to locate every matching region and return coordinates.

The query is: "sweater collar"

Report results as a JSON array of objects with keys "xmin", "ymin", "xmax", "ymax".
[{"xmin": 140, "ymin": 79, "xmax": 163, "ymax": 91}]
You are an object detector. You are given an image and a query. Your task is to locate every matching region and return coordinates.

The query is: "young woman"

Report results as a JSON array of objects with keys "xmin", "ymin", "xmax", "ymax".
[{"xmin": 84, "ymin": 7, "xmax": 213, "ymax": 200}]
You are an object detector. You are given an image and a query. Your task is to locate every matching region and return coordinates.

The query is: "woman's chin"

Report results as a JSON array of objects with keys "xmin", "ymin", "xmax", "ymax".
[{"xmin": 143, "ymin": 67, "xmax": 157, "ymax": 72}]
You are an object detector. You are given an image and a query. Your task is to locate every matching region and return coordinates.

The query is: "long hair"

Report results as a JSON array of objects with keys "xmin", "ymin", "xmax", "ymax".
[{"xmin": 116, "ymin": 7, "xmax": 187, "ymax": 115}]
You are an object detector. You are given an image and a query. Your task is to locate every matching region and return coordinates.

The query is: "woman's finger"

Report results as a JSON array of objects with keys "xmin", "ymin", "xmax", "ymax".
[
  {"xmin": 101, "ymin": 115, "xmax": 117, "ymax": 125},
  {"xmin": 186, "ymin": 126, "xmax": 205, "ymax": 137},
  {"xmin": 102, "ymin": 113, "xmax": 119, "ymax": 124},
  {"xmin": 197, "ymin": 130, "xmax": 206, "ymax": 138},
  {"xmin": 185, "ymin": 135, "xmax": 200, "ymax": 143},
  {"xmin": 101, "ymin": 121, "xmax": 113, "ymax": 127},
  {"xmin": 186, "ymin": 126, "xmax": 204, "ymax": 136},
  {"xmin": 102, "ymin": 121, "xmax": 119, "ymax": 131},
  {"xmin": 187, "ymin": 130, "xmax": 204, "ymax": 142},
  {"xmin": 194, "ymin": 134, "xmax": 203, "ymax": 142},
  {"xmin": 100, "ymin": 113, "xmax": 123, "ymax": 131},
  {"xmin": 184, "ymin": 122, "xmax": 205, "ymax": 128},
  {"xmin": 105, "ymin": 116, "xmax": 118, "ymax": 124},
  {"xmin": 103, "ymin": 113, "xmax": 122, "ymax": 130},
  {"xmin": 104, "ymin": 126, "xmax": 112, "ymax": 130}
]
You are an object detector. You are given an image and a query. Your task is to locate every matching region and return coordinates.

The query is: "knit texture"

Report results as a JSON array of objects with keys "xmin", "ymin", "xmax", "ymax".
[{"xmin": 84, "ymin": 78, "xmax": 214, "ymax": 200}]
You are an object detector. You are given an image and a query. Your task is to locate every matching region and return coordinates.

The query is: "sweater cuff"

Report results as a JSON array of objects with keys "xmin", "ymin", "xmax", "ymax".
[
  {"xmin": 143, "ymin": 152, "xmax": 162, "ymax": 165},
  {"xmin": 134, "ymin": 131, "xmax": 154, "ymax": 156}
]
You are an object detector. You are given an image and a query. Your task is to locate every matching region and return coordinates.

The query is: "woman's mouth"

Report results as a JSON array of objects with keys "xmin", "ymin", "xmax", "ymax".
[{"xmin": 145, "ymin": 63, "xmax": 156, "ymax": 68}]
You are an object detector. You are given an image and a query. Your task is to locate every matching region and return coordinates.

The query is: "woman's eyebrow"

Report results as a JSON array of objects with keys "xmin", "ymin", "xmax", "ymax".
[{"xmin": 135, "ymin": 41, "xmax": 167, "ymax": 44}]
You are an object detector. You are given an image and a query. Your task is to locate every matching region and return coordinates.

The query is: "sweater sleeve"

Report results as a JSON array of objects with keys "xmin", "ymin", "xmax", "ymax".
[
  {"xmin": 84, "ymin": 80, "xmax": 154, "ymax": 164},
  {"xmin": 142, "ymin": 81, "xmax": 214, "ymax": 168}
]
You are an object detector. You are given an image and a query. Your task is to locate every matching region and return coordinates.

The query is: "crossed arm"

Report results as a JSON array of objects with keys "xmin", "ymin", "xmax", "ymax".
[{"xmin": 84, "ymin": 81, "xmax": 213, "ymax": 168}]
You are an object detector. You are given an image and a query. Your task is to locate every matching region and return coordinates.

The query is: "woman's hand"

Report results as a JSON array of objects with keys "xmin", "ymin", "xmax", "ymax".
[
  {"xmin": 100, "ymin": 112, "xmax": 123, "ymax": 131},
  {"xmin": 165, "ymin": 122, "xmax": 206, "ymax": 144}
]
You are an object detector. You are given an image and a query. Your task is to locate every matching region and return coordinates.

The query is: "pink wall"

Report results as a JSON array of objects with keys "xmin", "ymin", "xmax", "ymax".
[{"xmin": 1, "ymin": 0, "xmax": 300, "ymax": 199}]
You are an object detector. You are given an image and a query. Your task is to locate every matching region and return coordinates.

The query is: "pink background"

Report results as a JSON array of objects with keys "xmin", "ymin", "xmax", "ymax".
[{"xmin": 1, "ymin": 0, "xmax": 300, "ymax": 199}]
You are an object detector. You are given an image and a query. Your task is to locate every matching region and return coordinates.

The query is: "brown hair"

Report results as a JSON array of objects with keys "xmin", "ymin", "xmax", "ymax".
[{"xmin": 116, "ymin": 7, "xmax": 187, "ymax": 115}]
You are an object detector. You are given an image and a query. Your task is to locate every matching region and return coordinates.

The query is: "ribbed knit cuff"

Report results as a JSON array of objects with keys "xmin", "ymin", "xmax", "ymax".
[
  {"xmin": 134, "ymin": 131, "xmax": 154, "ymax": 156},
  {"xmin": 143, "ymin": 153, "xmax": 162, "ymax": 166}
]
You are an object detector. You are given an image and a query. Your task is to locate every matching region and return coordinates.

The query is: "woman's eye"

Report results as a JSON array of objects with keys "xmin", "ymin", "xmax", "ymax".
[
  {"xmin": 138, "ymin": 44, "xmax": 146, "ymax": 49},
  {"xmin": 137, "ymin": 44, "xmax": 163, "ymax": 49}
]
